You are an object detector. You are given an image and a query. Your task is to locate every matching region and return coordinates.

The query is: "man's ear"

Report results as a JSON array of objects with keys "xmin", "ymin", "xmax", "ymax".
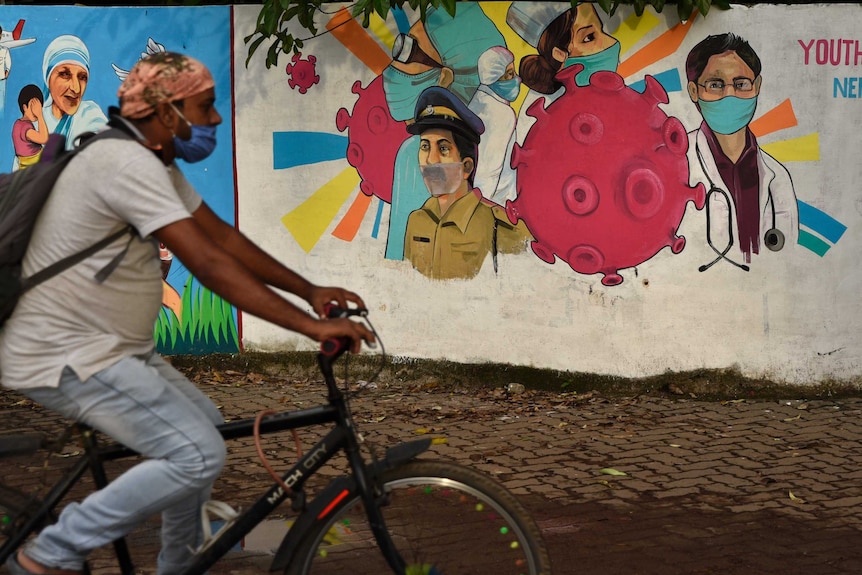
[
  {"xmin": 754, "ymin": 75, "xmax": 762, "ymax": 94},
  {"xmin": 155, "ymin": 101, "xmax": 178, "ymax": 131},
  {"xmin": 462, "ymin": 157, "xmax": 474, "ymax": 179},
  {"xmin": 687, "ymin": 81, "xmax": 699, "ymax": 103},
  {"xmin": 438, "ymin": 67, "xmax": 454, "ymax": 88}
]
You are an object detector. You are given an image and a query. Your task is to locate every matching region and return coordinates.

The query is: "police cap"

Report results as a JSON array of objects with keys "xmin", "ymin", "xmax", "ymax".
[{"xmin": 406, "ymin": 86, "xmax": 484, "ymax": 145}]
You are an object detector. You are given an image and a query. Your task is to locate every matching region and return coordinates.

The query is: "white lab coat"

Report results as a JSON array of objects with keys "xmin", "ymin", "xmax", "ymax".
[
  {"xmin": 687, "ymin": 127, "xmax": 798, "ymax": 259},
  {"xmin": 468, "ymin": 85, "xmax": 518, "ymax": 205}
]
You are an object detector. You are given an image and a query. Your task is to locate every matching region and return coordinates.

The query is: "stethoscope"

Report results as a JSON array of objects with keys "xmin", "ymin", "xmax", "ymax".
[{"xmin": 695, "ymin": 142, "xmax": 784, "ymax": 273}]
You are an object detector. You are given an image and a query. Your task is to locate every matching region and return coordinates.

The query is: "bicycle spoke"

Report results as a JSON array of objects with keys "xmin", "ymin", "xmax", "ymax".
[{"xmin": 292, "ymin": 462, "xmax": 549, "ymax": 575}]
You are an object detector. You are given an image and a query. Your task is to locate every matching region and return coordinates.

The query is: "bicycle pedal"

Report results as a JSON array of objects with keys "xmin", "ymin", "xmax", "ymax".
[{"xmin": 191, "ymin": 500, "xmax": 241, "ymax": 555}]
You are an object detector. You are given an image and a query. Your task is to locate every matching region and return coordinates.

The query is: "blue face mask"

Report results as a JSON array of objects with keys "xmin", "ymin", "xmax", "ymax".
[
  {"xmin": 488, "ymin": 77, "xmax": 521, "ymax": 102},
  {"xmin": 564, "ymin": 42, "xmax": 621, "ymax": 87},
  {"xmin": 698, "ymin": 95, "xmax": 758, "ymax": 135},
  {"xmin": 382, "ymin": 66, "xmax": 440, "ymax": 122},
  {"xmin": 171, "ymin": 104, "xmax": 218, "ymax": 163}
]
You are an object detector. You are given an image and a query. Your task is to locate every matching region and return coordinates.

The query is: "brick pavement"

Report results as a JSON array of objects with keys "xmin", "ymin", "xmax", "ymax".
[{"xmin": 2, "ymin": 370, "xmax": 862, "ymax": 574}]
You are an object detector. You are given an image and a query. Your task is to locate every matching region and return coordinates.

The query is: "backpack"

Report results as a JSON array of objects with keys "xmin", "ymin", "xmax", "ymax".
[{"xmin": 0, "ymin": 128, "xmax": 134, "ymax": 327}]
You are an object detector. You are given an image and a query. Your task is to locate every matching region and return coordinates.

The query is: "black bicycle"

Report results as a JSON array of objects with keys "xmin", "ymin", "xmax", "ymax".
[{"xmin": 0, "ymin": 307, "xmax": 551, "ymax": 574}]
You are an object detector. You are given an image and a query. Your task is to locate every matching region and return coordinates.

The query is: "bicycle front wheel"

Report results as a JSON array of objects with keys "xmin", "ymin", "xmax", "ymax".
[{"xmin": 287, "ymin": 460, "xmax": 551, "ymax": 575}]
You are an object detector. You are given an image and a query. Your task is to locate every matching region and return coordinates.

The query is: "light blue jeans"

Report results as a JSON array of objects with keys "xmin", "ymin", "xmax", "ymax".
[{"xmin": 21, "ymin": 352, "xmax": 226, "ymax": 574}]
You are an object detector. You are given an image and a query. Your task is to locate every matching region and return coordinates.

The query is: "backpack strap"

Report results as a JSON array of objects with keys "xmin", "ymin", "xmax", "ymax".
[{"xmin": 20, "ymin": 226, "xmax": 134, "ymax": 292}]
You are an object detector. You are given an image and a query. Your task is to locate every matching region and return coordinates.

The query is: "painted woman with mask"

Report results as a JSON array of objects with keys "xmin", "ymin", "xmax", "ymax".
[
  {"xmin": 468, "ymin": 46, "xmax": 521, "ymax": 205},
  {"xmin": 684, "ymin": 33, "xmax": 797, "ymax": 268},
  {"xmin": 506, "ymin": 2, "xmax": 620, "ymax": 145}
]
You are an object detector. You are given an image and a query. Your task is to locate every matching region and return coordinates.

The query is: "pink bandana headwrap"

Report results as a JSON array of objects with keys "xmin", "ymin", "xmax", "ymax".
[{"xmin": 118, "ymin": 52, "xmax": 214, "ymax": 119}]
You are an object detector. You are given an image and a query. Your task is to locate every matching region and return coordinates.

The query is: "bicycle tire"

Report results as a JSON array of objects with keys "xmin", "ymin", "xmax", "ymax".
[{"xmin": 286, "ymin": 460, "xmax": 551, "ymax": 575}]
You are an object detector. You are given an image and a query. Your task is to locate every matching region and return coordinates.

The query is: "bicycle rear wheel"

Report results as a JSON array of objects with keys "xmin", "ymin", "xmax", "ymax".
[
  {"xmin": 0, "ymin": 483, "xmax": 40, "ymax": 559},
  {"xmin": 287, "ymin": 460, "xmax": 551, "ymax": 575}
]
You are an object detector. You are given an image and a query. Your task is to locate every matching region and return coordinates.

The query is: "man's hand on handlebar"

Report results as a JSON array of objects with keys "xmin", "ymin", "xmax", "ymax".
[
  {"xmin": 307, "ymin": 286, "xmax": 365, "ymax": 319},
  {"xmin": 315, "ymin": 317, "xmax": 375, "ymax": 354}
]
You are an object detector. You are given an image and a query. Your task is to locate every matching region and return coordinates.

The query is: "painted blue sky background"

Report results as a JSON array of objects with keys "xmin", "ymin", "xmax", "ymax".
[{"xmin": 0, "ymin": 5, "xmax": 234, "ymax": 285}]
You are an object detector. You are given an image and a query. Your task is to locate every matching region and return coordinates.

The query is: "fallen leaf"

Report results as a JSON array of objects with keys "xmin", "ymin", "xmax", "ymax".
[
  {"xmin": 600, "ymin": 468, "xmax": 628, "ymax": 477},
  {"xmin": 789, "ymin": 490, "xmax": 806, "ymax": 504},
  {"xmin": 431, "ymin": 437, "xmax": 448, "ymax": 445}
]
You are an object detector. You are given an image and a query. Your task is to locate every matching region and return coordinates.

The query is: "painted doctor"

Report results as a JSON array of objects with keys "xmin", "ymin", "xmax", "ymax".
[{"xmin": 685, "ymin": 33, "xmax": 798, "ymax": 271}]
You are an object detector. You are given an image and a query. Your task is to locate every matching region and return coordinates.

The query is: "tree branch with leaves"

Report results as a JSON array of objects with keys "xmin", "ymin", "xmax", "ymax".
[{"xmin": 245, "ymin": 0, "xmax": 730, "ymax": 68}]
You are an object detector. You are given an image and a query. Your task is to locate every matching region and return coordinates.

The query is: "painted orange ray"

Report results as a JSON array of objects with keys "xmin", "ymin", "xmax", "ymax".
[
  {"xmin": 617, "ymin": 12, "xmax": 696, "ymax": 79},
  {"xmin": 327, "ymin": 8, "xmax": 391, "ymax": 75},
  {"xmin": 332, "ymin": 192, "xmax": 373, "ymax": 241},
  {"xmin": 750, "ymin": 99, "xmax": 797, "ymax": 138}
]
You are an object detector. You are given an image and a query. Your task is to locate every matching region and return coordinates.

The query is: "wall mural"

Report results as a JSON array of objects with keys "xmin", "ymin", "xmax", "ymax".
[
  {"xmin": 0, "ymin": 5, "xmax": 238, "ymax": 354},
  {"xmin": 277, "ymin": 2, "xmax": 844, "ymax": 283},
  {"xmin": 0, "ymin": 4, "xmax": 852, "ymax": 379}
]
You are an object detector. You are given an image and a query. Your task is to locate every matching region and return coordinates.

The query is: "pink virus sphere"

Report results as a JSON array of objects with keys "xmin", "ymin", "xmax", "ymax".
[
  {"xmin": 507, "ymin": 66, "xmax": 706, "ymax": 286},
  {"xmin": 336, "ymin": 76, "xmax": 408, "ymax": 203},
  {"xmin": 286, "ymin": 52, "xmax": 320, "ymax": 94}
]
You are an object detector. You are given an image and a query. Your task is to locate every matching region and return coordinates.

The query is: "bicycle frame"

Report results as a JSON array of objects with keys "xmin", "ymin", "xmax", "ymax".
[{"xmin": 0, "ymin": 337, "xmax": 429, "ymax": 575}]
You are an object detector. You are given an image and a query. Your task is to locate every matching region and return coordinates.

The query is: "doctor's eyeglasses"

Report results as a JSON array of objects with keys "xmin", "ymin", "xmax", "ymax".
[{"xmin": 697, "ymin": 77, "xmax": 755, "ymax": 95}]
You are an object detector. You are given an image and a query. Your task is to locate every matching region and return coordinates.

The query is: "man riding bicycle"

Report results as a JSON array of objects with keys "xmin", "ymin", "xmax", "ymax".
[{"xmin": 0, "ymin": 52, "xmax": 374, "ymax": 575}]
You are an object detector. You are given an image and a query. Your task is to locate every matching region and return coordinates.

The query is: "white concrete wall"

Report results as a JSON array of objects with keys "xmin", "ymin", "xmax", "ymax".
[{"xmin": 233, "ymin": 3, "xmax": 862, "ymax": 384}]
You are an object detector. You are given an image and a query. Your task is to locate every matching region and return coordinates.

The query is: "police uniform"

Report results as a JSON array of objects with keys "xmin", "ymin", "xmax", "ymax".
[{"xmin": 403, "ymin": 87, "xmax": 530, "ymax": 280}]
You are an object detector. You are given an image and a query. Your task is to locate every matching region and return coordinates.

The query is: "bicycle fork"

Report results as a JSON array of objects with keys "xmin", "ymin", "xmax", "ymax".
[{"xmin": 347, "ymin": 442, "xmax": 407, "ymax": 574}]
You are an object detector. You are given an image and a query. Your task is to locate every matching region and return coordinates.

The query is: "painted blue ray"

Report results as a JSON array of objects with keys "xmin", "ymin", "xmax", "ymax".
[
  {"xmin": 629, "ymin": 68, "xmax": 682, "ymax": 94},
  {"xmin": 272, "ymin": 132, "xmax": 347, "ymax": 169},
  {"xmin": 372, "ymin": 197, "xmax": 385, "ymax": 239},
  {"xmin": 391, "ymin": 7, "xmax": 410, "ymax": 34},
  {"xmin": 797, "ymin": 200, "xmax": 847, "ymax": 256},
  {"xmin": 798, "ymin": 200, "xmax": 847, "ymax": 244}
]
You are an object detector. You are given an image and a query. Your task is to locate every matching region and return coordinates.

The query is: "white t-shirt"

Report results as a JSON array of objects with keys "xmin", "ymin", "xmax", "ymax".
[{"xmin": 0, "ymin": 137, "xmax": 202, "ymax": 390}]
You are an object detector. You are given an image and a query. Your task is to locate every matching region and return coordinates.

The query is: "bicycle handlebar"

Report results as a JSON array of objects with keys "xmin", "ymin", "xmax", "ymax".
[
  {"xmin": 319, "ymin": 304, "xmax": 369, "ymax": 357},
  {"xmin": 324, "ymin": 305, "xmax": 368, "ymax": 319}
]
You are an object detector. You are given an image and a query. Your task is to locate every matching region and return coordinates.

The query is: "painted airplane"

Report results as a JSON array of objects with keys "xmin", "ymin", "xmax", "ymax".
[{"xmin": 0, "ymin": 20, "xmax": 36, "ymax": 49}]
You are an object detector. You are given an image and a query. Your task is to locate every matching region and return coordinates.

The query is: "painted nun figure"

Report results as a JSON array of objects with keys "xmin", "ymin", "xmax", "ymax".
[{"xmin": 41, "ymin": 35, "xmax": 108, "ymax": 150}]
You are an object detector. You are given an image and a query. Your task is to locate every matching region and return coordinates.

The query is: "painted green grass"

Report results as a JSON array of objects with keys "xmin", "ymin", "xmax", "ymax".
[{"xmin": 154, "ymin": 276, "xmax": 239, "ymax": 354}]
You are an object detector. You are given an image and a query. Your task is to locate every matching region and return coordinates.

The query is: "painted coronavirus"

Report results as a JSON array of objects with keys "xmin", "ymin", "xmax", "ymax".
[
  {"xmin": 285, "ymin": 52, "xmax": 320, "ymax": 94},
  {"xmin": 507, "ymin": 67, "xmax": 706, "ymax": 286},
  {"xmin": 336, "ymin": 76, "xmax": 408, "ymax": 203}
]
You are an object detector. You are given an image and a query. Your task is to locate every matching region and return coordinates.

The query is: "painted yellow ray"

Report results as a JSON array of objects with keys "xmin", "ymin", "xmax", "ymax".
[
  {"xmin": 282, "ymin": 168, "xmax": 361, "ymax": 253},
  {"xmin": 615, "ymin": 10, "xmax": 661, "ymax": 56},
  {"xmin": 368, "ymin": 11, "xmax": 397, "ymax": 52},
  {"xmin": 760, "ymin": 133, "xmax": 820, "ymax": 163}
]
